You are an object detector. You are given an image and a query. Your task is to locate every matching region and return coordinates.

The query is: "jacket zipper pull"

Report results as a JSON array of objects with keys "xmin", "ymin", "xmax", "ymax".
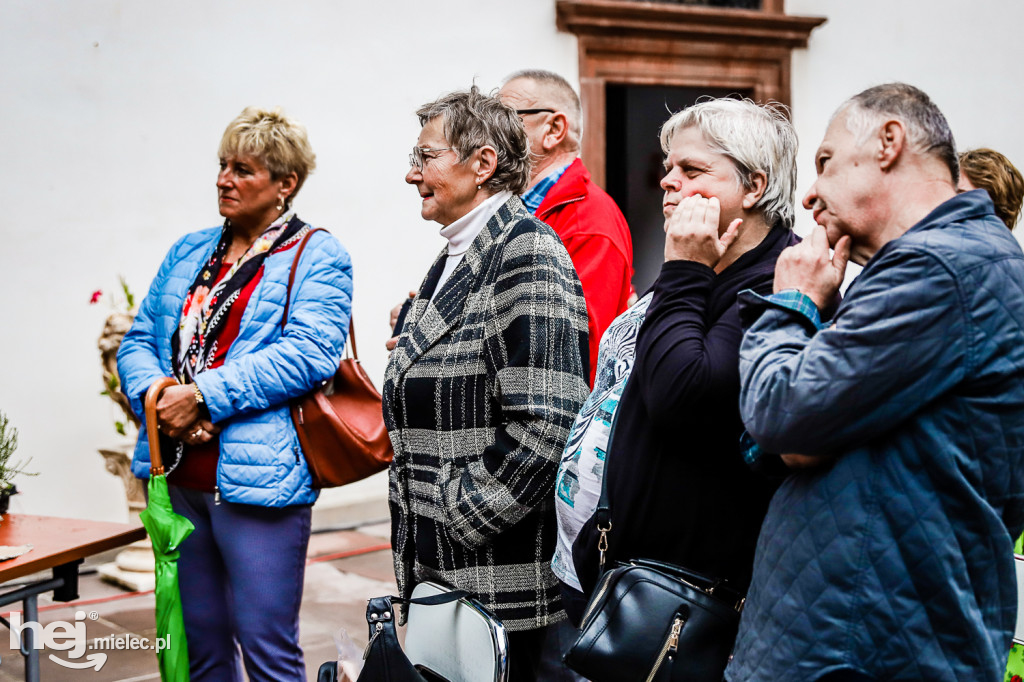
[{"xmin": 214, "ymin": 487, "xmax": 221, "ymax": 505}]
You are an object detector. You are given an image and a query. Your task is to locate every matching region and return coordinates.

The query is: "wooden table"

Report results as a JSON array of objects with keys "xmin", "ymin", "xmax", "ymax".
[{"xmin": 0, "ymin": 514, "xmax": 147, "ymax": 682}]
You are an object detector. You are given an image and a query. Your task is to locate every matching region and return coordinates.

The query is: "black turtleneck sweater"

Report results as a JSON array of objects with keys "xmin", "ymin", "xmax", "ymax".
[{"xmin": 574, "ymin": 224, "xmax": 797, "ymax": 595}]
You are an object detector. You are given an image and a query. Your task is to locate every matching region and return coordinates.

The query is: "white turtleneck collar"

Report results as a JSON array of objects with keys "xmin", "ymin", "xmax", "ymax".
[{"xmin": 432, "ymin": 191, "xmax": 512, "ymax": 299}]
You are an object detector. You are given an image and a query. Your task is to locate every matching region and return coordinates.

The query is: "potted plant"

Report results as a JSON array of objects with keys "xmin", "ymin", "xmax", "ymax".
[{"xmin": 0, "ymin": 411, "xmax": 36, "ymax": 515}]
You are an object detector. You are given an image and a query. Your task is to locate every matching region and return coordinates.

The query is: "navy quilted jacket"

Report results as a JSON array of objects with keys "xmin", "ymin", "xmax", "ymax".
[
  {"xmin": 118, "ymin": 223, "xmax": 352, "ymax": 507},
  {"xmin": 728, "ymin": 191, "xmax": 1024, "ymax": 681}
]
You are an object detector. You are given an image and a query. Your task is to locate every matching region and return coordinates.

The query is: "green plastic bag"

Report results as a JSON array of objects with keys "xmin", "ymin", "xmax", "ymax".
[
  {"xmin": 1006, "ymin": 642, "xmax": 1024, "ymax": 682},
  {"xmin": 1005, "ymin": 533, "xmax": 1024, "ymax": 682},
  {"xmin": 140, "ymin": 474, "xmax": 194, "ymax": 682}
]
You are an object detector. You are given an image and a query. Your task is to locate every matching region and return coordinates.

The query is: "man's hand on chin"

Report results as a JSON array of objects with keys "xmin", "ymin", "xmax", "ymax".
[{"xmin": 774, "ymin": 226, "xmax": 850, "ymax": 311}]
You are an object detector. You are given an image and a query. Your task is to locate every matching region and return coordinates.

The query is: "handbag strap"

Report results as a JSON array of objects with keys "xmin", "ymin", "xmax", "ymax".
[
  {"xmin": 594, "ymin": 396, "xmax": 622, "ymax": 575},
  {"xmin": 394, "ymin": 589, "xmax": 470, "ymax": 606},
  {"xmin": 364, "ymin": 589, "xmax": 471, "ymax": 623},
  {"xmin": 281, "ymin": 227, "xmax": 358, "ymax": 361},
  {"xmin": 594, "ymin": 390, "xmax": 744, "ymax": 605},
  {"xmin": 362, "ymin": 590, "xmax": 472, "ymax": 643}
]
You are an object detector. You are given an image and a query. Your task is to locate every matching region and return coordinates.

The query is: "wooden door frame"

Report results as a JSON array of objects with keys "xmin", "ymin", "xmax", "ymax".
[{"xmin": 556, "ymin": 0, "xmax": 826, "ymax": 187}]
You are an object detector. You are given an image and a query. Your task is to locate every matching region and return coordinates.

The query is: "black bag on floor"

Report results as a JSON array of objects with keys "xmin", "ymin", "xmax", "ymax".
[
  {"xmin": 318, "ymin": 660, "xmax": 341, "ymax": 682},
  {"xmin": 320, "ymin": 586, "xmax": 501, "ymax": 682},
  {"xmin": 359, "ymin": 595, "xmax": 427, "ymax": 681},
  {"xmin": 357, "ymin": 589, "xmax": 474, "ymax": 682}
]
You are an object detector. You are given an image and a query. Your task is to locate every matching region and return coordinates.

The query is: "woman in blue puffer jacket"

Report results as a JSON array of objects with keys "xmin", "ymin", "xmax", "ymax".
[{"xmin": 118, "ymin": 106, "xmax": 352, "ymax": 682}]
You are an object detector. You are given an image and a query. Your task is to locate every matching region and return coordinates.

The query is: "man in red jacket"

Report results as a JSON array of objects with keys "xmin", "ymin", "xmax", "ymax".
[{"xmin": 500, "ymin": 70, "xmax": 634, "ymax": 385}]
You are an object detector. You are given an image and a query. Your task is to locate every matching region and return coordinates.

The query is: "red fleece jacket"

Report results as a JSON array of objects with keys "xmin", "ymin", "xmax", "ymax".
[{"xmin": 536, "ymin": 158, "xmax": 633, "ymax": 385}]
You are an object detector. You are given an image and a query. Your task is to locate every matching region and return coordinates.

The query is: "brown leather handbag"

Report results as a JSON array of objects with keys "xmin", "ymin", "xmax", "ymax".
[{"xmin": 283, "ymin": 229, "xmax": 393, "ymax": 489}]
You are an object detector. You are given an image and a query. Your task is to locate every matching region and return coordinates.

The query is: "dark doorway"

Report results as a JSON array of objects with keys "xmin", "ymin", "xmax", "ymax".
[{"xmin": 606, "ymin": 84, "xmax": 751, "ymax": 295}]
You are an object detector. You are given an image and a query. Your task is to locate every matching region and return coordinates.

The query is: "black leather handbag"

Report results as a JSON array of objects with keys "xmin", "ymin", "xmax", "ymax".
[
  {"xmin": 564, "ymin": 403, "xmax": 745, "ymax": 682},
  {"xmin": 358, "ymin": 595, "xmax": 428, "ymax": 682},
  {"xmin": 565, "ymin": 559, "xmax": 744, "ymax": 682}
]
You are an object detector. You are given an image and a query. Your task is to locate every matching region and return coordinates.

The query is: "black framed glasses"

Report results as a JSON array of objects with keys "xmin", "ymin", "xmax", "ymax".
[
  {"xmin": 409, "ymin": 146, "xmax": 453, "ymax": 170},
  {"xmin": 516, "ymin": 108, "xmax": 556, "ymax": 116}
]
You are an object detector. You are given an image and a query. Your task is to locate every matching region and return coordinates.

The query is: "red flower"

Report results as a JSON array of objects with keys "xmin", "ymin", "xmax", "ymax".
[
  {"xmin": 1012, "ymin": 675, "xmax": 1021, "ymax": 682},
  {"xmin": 89, "ymin": 290, "xmax": 103, "ymax": 304}
]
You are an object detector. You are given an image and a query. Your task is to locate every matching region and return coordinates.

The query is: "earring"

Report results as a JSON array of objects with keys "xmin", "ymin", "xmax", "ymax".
[
  {"xmin": 477, "ymin": 185, "xmax": 481, "ymax": 190},
  {"xmin": 276, "ymin": 197, "xmax": 284, "ymax": 211}
]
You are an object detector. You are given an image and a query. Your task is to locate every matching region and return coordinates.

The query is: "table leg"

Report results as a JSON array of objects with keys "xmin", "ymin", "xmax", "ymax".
[
  {"xmin": 22, "ymin": 593, "xmax": 38, "ymax": 682},
  {"xmin": 0, "ymin": 574, "xmax": 68, "ymax": 682}
]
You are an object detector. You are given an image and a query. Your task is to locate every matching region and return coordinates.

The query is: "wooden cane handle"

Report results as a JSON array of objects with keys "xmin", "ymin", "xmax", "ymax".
[{"xmin": 144, "ymin": 377, "xmax": 179, "ymax": 475}]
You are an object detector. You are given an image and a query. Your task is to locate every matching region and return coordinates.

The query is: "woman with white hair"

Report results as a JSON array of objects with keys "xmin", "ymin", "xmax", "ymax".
[
  {"xmin": 571, "ymin": 97, "xmax": 802, "ymax": 605},
  {"xmin": 118, "ymin": 106, "xmax": 352, "ymax": 681}
]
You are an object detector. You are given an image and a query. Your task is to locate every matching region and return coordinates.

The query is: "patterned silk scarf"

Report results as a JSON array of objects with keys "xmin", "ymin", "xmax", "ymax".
[{"xmin": 172, "ymin": 211, "xmax": 306, "ymax": 384}]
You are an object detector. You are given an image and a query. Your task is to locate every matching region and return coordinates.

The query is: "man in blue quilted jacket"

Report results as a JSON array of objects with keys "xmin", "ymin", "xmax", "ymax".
[{"xmin": 726, "ymin": 82, "xmax": 1024, "ymax": 681}]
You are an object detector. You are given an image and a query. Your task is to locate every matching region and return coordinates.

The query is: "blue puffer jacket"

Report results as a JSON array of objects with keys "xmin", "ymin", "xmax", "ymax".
[
  {"xmin": 118, "ymin": 223, "xmax": 352, "ymax": 507},
  {"xmin": 727, "ymin": 191, "xmax": 1024, "ymax": 681}
]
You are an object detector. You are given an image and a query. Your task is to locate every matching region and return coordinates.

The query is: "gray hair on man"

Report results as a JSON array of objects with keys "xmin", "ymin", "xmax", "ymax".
[
  {"xmin": 416, "ymin": 85, "xmax": 531, "ymax": 195},
  {"xmin": 503, "ymin": 69, "xmax": 583, "ymax": 150},
  {"xmin": 660, "ymin": 97, "xmax": 798, "ymax": 230},
  {"xmin": 837, "ymin": 82, "xmax": 959, "ymax": 184}
]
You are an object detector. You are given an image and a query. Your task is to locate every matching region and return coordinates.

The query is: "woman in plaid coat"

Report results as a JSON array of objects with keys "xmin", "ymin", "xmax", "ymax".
[{"xmin": 384, "ymin": 86, "xmax": 589, "ymax": 680}]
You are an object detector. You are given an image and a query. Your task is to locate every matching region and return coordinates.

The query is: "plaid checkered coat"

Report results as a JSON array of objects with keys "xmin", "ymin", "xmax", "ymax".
[{"xmin": 383, "ymin": 195, "xmax": 589, "ymax": 631}]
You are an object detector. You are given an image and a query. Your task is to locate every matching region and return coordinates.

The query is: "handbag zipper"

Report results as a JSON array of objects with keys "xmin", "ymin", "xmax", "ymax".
[
  {"xmin": 597, "ymin": 520, "xmax": 612, "ymax": 572},
  {"xmin": 362, "ymin": 621, "xmax": 383, "ymax": 659},
  {"xmin": 645, "ymin": 617, "xmax": 683, "ymax": 682},
  {"xmin": 580, "ymin": 573, "xmax": 614, "ymax": 626}
]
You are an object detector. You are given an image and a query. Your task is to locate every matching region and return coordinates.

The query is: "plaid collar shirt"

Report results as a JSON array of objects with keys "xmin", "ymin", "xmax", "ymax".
[{"xmin": 522, "ymin": 162, "xmax": 571, "ymax": 214}]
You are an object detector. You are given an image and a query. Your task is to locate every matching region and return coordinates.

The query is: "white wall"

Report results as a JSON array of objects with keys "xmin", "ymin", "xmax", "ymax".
[
  {"xmin": 2, "ymin": 0, "xmax": 1021, "ymax": 522},
  {"xmin": 787, "ymin": 0, "xmax": 1024, "ymax": 243},
  {"xmin": 0, "ymin": 0, "xmax": 575, "ymax": 522}
]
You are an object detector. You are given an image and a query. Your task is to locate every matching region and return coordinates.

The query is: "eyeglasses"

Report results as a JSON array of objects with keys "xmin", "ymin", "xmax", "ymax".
[
  {"xmin": 516, "ymin": 108, "xmax": 556, "ymax": 116},
  {"xmin": 409, "ymin": 146, "xmax": 453, "ymax": 171}
]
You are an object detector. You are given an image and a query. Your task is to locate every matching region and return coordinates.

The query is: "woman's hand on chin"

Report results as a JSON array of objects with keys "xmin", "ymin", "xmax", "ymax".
[
  {"xmin": 156, "ymin": 383, "xmax": 202, "ymax": 438},
  {"xmin": 663, "ymin": 194, "xmax": 740, "ymax": 268}
]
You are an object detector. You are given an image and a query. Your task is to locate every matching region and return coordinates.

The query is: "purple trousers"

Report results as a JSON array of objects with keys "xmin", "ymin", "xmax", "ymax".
[{"xmin": 169, "ymin": 485, "xmax": 312, "ymax": 682}]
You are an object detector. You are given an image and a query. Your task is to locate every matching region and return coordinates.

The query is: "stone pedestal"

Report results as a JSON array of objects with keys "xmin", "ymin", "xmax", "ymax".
[{"xmin": 97, "ymin": 446, "xmax": 155, "ymax": 592}]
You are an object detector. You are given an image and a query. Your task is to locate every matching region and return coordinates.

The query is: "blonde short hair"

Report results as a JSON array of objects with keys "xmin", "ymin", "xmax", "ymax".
[{"xmin": 218, "ymin": 106, "xmax": 317, "ymax": 205}]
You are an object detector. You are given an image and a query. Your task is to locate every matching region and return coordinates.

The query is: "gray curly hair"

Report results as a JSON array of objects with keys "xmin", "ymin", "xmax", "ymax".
[{"xmin": 416, "ymin": 86, "xmax": 531, "ymax": 195}]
